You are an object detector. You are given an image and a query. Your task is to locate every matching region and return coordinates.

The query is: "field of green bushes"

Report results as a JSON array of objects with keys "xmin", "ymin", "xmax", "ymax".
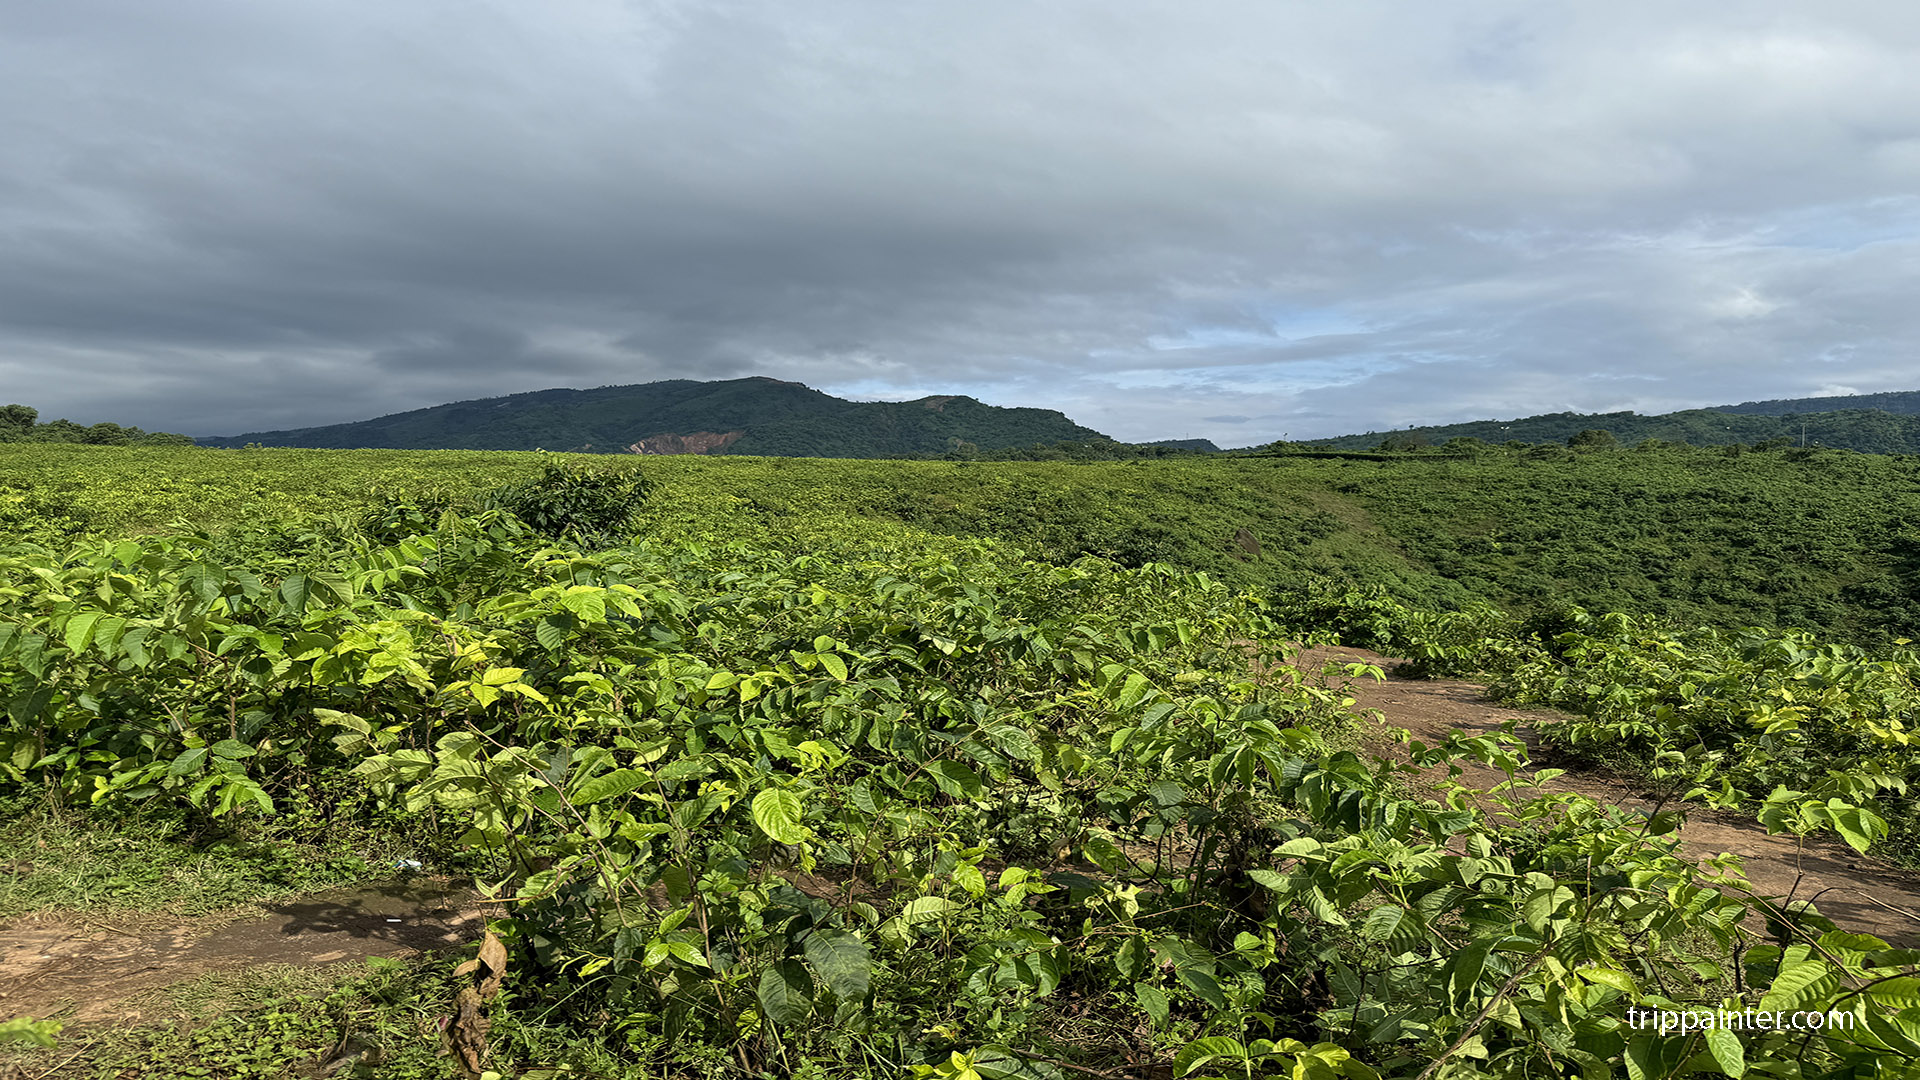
[
  {"xmin": 6, "ymin": 444, "xmax": 1920, "ymax": 1078},
  {"xmin": 7, "ymin": 441, "xmax": 1920, "ymax": 642}
]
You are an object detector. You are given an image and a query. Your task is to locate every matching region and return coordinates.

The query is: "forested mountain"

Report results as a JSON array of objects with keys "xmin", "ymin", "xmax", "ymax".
[
  {"xmin": 1716, "ymin": 389, "xmax": 1920, "ymax": 416},
  {"xmin": 197, "ymin": 377, "xmax": 1109, "ymax": 457},
  {"xmin": 1312, "ymin": 404, "xmax": 1920, "ymax": 454}
]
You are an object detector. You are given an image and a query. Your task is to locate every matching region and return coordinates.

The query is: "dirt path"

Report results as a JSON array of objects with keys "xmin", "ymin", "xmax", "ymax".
[
  {"xmin": 1294, "ymin": 645, "xmax": 1920, "ymax": 947},
  {"xmin": 1, "ymin": 881, "xmax": 490, "ymax": 1025}
]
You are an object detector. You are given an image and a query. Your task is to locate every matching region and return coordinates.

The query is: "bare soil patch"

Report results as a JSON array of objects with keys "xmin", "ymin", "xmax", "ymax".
[
  {"xmin": 1, "ymin": 880, "xmax": 491, "ymax": 1026},
  {"xmin": 1294, "ymin": 644, "xmax": 1920, "ymax": 946}
]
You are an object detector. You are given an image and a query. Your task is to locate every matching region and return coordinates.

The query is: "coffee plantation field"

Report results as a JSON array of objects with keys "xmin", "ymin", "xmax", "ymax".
[{"xmin": 7, "ymin": 445, "xmax": 1920, "ymax": 1078}]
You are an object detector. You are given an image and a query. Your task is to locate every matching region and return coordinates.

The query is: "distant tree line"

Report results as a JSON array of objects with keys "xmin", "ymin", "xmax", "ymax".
[
  {"xmin": 918, "ymin": 437, "xmax": 1221, "ymax": 461},
  {"xmin": 0, "ymin": 404, "xmax": 194, "ymax": 447},
  {"xmin": 1252, "ymin": 426, "xmax": 1840, "ymax": 459},
  {"xmin": 1300, "ymin": 405, "xmax": 1920, "ymax": 456}
]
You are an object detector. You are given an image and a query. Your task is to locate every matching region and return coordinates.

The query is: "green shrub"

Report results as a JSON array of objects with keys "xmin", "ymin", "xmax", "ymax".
[
  {"xmin": 482, "ymin": 457, "xmax": 650, "ymax": 544},
  {"xmin": 356, "ymin": 494, "xmax": 454, "ymax": 544}
]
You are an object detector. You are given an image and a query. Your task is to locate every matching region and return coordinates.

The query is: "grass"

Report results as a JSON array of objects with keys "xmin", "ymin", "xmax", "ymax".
[
  {"xmin": 0, "ymin": 951, "xmax": 758, "ymax": 1079},
  {"xmin": 0, "ymin": 956, "xmax": 467, "ymax": 1080},
  {"xmin": 0, "ymin": 796, "xmax": 611, "ymax": 1077},
  {"xmin": 0, "ymin": 797, "xmax": 401, "ymax": 919}
]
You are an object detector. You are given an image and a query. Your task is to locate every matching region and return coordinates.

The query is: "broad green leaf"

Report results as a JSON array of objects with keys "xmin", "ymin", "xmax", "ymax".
[
  {"xmin": 752, "ymin": 788, "xmax": 811, "ymax": 844},
  {"xmin": 1082, "ymin": 835, "xmax": 1126, "ymax": 875},
  {"xmin": 1831, "ymin": 806, "xmax": 1886, "ymax": 855},
  {"xmin": 1147, "ymin": 779, "xmax": 1185, "ymax": 806},
  {"xmin": 802, "ymin": 929, "xmax": 871, "ymax": 1002},
  {"xmin": 1361, "ymin": 904, "xmax": 1409, "ymax": 943},
  {"xmin": 1705, "ymin": 1027, "xmax": 1745, "ymax": 1078},
  {"xmin": 1303, "ymin": 886, "xmax": 1349, "ymax": 927},
  {"xmin": 952, "ymin": 862, "xmax": 987, "ymax": 898},
  {"xmin": 1449, "ymin": 942, "xmax": 1489, "ymax": 1005},
  {"xmin": 659, "ymin": 865, "xmax": 693, "ymax": 903},
  {"xmin": 569, "ymin": 768, "xmax": 649, "ymax": 806},
  {"xmin": 166, "ymin": 747, "xmax": 208, "ymax": 778},
  {"xmin": 516, "ymin": 869, "xmax": 558, "ymax": 899},
  {"xmin": 1759, "ymin": 959, "xmax": 1837, "ymax": 1012},
  {"xmin": 1247, "ymin": 869, "xmax": 1289, "ymax": 891},
  {"xmin": 1176, "ymin": 967, "xmax": 1228, "ymax": 1011},
  {"xmin": 560, "ymin": 586, "xmax": 608, "ymax": 623},
  {"xmin": 1173, "ymin": 1036, "xmax": 1245, "ymax": 1078},
  {"xmin": 654, "ymin": 757, "xmax": 709, "ymax": 785},
  {"xmin": 663, "ymin": 941, "xmax": 708, "ymax": 967},
  {"xmin": 1624, "ymin": 1036, "xmax": 1657, "ymax": 1080},
  {"xmin": 900, "ymin": 896, "xmax": 959, "ymax": 925},
  {"xmin": 928, "ymin": 760, "xmax": 984, "ymax": 799},
  {"xmin": 533, "ymin": 617, "xmax": 568, "ymax": 651},
  {"xmin": 210, "ymin": 739, "xmax": 256, "ymax": 760},
  {"xmin": 1866, "ymin": 976, "xmax": 1920, "ymax": 1011},
  {"xmin": 90, "ymin": 616, "xmax": 127, "ymax": 655},
  {"xmin": 279, "ymin": 574, "xmax": 312, "ymax": 614},
  {"xmin": 1577, "ymin": 967, "xmax": 1636, "ymax": 993},
  {"xmin": 63, "ymin": 612, "xmax": 101, "ymax": 654},
  {"xmin": 1522, "ymin": 887, "xmax": 1556, "ymax": 933},
  {"xmin": 757, "ymin": 959, "xmax": 813, "ymax": 1027},
  {"xmin": 1135, "ymin": 984, "xmax": 1169, "ymax": 1027}
]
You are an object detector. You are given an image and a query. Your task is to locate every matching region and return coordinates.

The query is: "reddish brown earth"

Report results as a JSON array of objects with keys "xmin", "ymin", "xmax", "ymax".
[
  {"xmin": 1292, "ymin": 644, "xmax": 1920, "ymax": 946},
  {"xmin": 626, "ymin": 430, "xmax": 744, "ymax": 455},
  {"xmin": 0, "ymin": 882, "xmax": 490, "ymax": 1026}
]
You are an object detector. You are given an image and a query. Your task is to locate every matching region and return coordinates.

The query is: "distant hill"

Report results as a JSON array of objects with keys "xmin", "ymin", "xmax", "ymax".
[
  {"xmin": 1715, "ymin": 390, "xmax": 1920, "ymax": 416},
  {"xmin": 197, "ymin": 377, "xmax": 1112, "ymax": 458},
  {"xmin": 1309, "ymin": 401, "xmax": 1920, "ymax": 455}
]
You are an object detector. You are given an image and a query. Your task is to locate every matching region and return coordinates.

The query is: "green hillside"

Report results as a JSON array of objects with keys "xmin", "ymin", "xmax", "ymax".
[
  {"xmin": 1717, "ymin": 389, "xmax": 1920, "ymax": 416},
  {"xmin": 1312, "ymin": 404, "xmax": 1920, "ymax": 454},
  {"xmin": 195, "ymin": 376, "xmax": 1109, "ymax": 457}
]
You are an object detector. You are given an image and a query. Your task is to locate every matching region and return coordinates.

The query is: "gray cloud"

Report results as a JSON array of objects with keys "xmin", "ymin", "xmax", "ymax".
[{"xmin": 4, "ymin": 1, "xmax": 1920, "ymax": 444}]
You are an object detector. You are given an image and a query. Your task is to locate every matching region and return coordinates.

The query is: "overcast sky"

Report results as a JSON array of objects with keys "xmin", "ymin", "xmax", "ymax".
[{"xmin": 5, "ymin": 1, "xmax": 1920, "ymax": 444}]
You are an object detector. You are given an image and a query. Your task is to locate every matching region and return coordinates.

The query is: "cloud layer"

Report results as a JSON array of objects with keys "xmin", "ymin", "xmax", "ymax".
[{"xmin": 5, "ymin": 0, "xmax": 1920, "ymax": 443}]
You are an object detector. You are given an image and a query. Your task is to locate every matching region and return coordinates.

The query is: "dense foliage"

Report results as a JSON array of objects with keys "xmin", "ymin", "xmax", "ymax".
[
  {"xmin": 0, "ymin": 403, "xmax": 192, "ymax": 447},
  {"xmin": 195, "ymin": 377, "xmax": 1109, "ymax": 458},
  {"xmin": 10, "ymin": 465, "xmax": 1920, "ymax": 1078},
  {"xmin": 12, "ymin": 442, "xmax": 1920, "ymax": 648},
  {"xmin": 1285, "ymin": 581, "xmax": 1920, "ymax": 852}
]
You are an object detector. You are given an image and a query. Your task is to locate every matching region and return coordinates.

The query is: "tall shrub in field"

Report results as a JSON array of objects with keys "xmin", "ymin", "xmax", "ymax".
[{"xmin": 483, "ymin": 456, "xmax": 651, "ymax": 545}]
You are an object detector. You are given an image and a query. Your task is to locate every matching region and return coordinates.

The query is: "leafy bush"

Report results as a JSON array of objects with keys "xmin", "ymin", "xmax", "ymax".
[
  {"xmin": 483, "ymin": 456, "xmax": 651, "ymax": 544},
  {"xmin": 356, "ymin": 494, "xmax": 454, "ymax": 544},
  {"xmin": 0, "ymin": 480, "xmax": 89, "ymax": 540}
]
